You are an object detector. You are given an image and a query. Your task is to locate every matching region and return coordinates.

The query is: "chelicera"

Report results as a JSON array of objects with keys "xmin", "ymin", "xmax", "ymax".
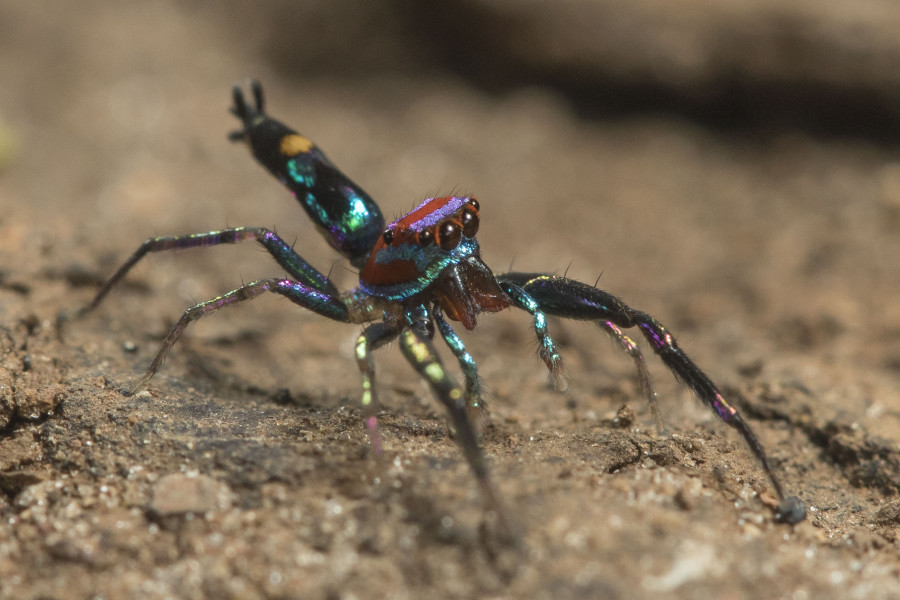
[{"xmin": 76, "ymin": 82, "xmax": 805, "ymax": 529}]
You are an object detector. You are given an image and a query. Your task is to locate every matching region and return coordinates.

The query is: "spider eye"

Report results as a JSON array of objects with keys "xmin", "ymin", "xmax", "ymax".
[
  {"xmin": 467, "ymin": 197, "xmax": 479, "ymax": 211},
  {"xmin": 417, "ymin": 228, "xmax": 434, "ymax": 247},
  {"xmin": 461, "ymin": 208, "xmax": 479, "ymax": 237},
  {"xmin": 382, "ymin": 229, "xmax": 393, "ymax": 245},
  {"xmin": 438, "ymin": 221, "xmax": 462, "ymax": 251}
]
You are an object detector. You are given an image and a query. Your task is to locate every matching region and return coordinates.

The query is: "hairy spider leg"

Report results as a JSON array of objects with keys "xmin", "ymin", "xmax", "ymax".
[
  {"xmin": 397, "ymin": 325, "xmax": 513, "ymax": 538},
  {"xmin": 501, "ymin": 273, "xmax": 660, "ymax": 427},
  {"xmin": 76, "ymin": 227, "xmax": 340, "ymax": 319},
  {"xmin": 128, "ymin": 277, "xmax": 349, "ymax": 393},
  {"xmin": 355, "ymin": 321, "xmax": 403, "ymax": 454},
  {"xmin": 599, "ymin": 321, "xmax": 664, "ymax": 432},
  {"xmin": 495, "ymin": 272, "xmax": 806, "ymax": 524},
  {"xmin": 498, "ymin": 281, "xmax": 568, "ymax": 391},
  {"xmin": 433, "ymin": 305, "xmax": 485, "ymax": 431}
]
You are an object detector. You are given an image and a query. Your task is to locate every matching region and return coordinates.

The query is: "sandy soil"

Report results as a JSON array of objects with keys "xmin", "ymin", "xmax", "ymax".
[{"xmin": 2, "ymin": 2, "xmax": 900, "ymax": 599}]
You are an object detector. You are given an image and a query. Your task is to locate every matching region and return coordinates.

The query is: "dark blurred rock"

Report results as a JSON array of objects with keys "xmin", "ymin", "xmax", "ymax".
[
  {"xmin": 232, "ymin": 0, "xmax": 900, "ymax": 138},
  {"xmin": 411, "ymin": 0, "xmax": 900, "ymax": 136}
]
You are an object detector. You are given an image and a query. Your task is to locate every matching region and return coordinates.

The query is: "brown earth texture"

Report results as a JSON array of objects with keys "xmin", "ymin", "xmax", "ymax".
[{"xmin": 2, "ymin": 2, "xmax": 900, "ymax": 599}]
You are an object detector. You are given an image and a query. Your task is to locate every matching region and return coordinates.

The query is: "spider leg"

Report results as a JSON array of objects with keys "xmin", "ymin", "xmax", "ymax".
[
  {"xmin": 76, "ymin": 227, "xmax": 339, "ymax": 318},
  {"xmin": 497, "ymin": 281, "xmax": 568, "ymax": 392},
  {"xmin": 598, "ymin": 321, "xmax": 664, "ymax": 432},
  {"xmin": 433, "ymin": 305, "xmax": 485, "ymax": 432},
  {"xmin": 129, "ymin": 277, "xmax": 349, "ymax": 393},
  {"xmin": 397, "ymin": 326, "xmax": 513, "ymax": 538},
  {"xmin": 354, "ymin": 321, "xmax": 402, "ymax": 454},
  {"xmin": 495, "ymin": 272, "xmax": 805, "ymax": 524}
]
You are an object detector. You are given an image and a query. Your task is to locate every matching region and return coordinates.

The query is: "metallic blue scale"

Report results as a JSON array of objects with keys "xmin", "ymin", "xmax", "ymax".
[
  {"xmin": 434, "ymin": 306, "xmax": 483, "ymax": 416},
  {"xmin": 359, "ymin": 237, "xmax": 481, "ymax": 301},
  {"xmin": 287, "ymin": 155, "xmax": 316, "ymax": 188},
  {"xmin": 500, "ymin": 281, "xmax": 567, "ymax": 391}
]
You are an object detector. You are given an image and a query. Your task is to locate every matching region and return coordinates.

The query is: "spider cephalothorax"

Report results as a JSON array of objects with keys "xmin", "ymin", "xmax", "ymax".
[
  {"xmin": 75, "ymin": 81, "xmax": 806, "ymax": 534},
  {"xmin": 359, "ymin": 195, "xmax": 509, "ymax": 329}
]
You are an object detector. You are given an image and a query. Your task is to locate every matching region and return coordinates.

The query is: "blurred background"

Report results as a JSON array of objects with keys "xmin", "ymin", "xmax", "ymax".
[{"xmin": 2, "ymin": 1, "xmax": 900, "ymax": 598}]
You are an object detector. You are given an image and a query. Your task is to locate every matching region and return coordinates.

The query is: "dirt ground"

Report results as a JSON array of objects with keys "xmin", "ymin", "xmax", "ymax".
[{"xmin": 2, "ymin": 2, "xmax": 900, "ymax": 599}]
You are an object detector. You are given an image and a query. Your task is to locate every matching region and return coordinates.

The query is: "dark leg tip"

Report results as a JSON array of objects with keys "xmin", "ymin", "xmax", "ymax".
[
  {"xmin": 229, "ymin": 81, "xmax": 265, "ymax": 139},
  {"xmin": 250, "ymin": 80, "xmax": 264, "ymax": 112},
  {"xmin": 774, "ymin": 496, "xmax": 806, "ymax": 524},
  {"xmin": 231, "ymin": 84, "xmax": 247, "ymax": 118},
  {"xmin": 54, "ymin": 310, "xmax": 70, "ymax": 340}
]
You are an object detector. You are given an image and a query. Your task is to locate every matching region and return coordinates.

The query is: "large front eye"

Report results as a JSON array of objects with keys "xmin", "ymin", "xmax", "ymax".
[
  {"xmin": 438, "ymin": 221, "xmax": 462, "ymax": 251},
  {"xmin": 461, "ymin": 208, "xmax": 479, "ymax": 237}
]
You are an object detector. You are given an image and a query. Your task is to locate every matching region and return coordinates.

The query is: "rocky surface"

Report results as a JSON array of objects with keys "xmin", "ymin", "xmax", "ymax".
[{"xmin": 2, "ymin": 2, "xmax": 900, "ymax": 598}]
